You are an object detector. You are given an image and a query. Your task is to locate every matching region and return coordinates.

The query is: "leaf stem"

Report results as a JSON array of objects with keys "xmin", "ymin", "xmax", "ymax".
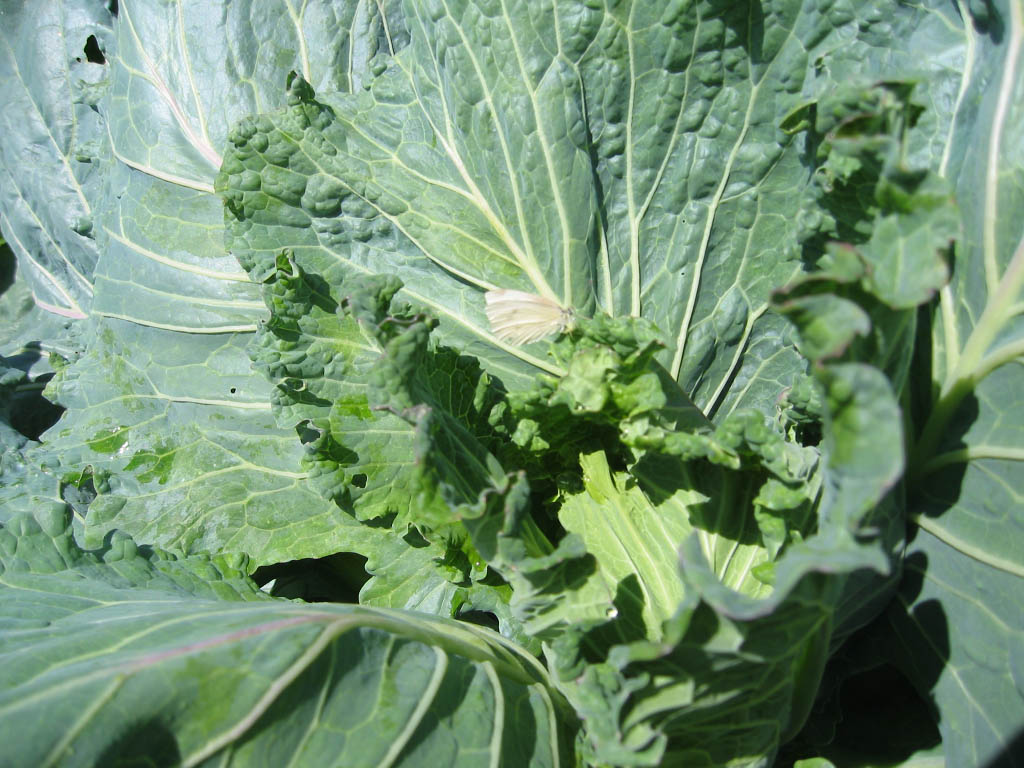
[{"xmin": 912, "ymin": 238, "xmax": 1024, "ymax": 469}]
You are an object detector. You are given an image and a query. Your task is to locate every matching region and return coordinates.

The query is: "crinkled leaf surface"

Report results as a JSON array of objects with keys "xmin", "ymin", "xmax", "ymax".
[
  {"xmin": 250, "ymin": 257, "xmax": 515, "ymax": 529},
  {"xmin": 4, "ymin": 0, "xmax": 1023, "ymax": 766},
  {"xmin": 37, "ymin": 0, "xmax": 427, "ymax": 575},
  {"xmin": 221, "ymin": 0, "xmax": 858, "ymax": 407},
  {"xmin": 216, "ymin": 1, "xmax": 959, "ymax": 764},
  {"xmin": 0, "ymin": 507, "xmax": 572, "ymax": 768},
  {"xmin": 230, "ymin": 256, "xmax": 531, "ymax": 624}
]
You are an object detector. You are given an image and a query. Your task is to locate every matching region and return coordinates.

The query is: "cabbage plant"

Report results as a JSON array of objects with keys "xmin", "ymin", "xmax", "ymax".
[{"xmin": 1, "ymin": 0, "xmax": 1022, "ymax": 766}]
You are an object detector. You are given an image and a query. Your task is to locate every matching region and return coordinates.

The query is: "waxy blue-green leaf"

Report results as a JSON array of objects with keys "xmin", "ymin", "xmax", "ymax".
[
  {"xmin": 92, "ymin": 0, "xmax": 402, "ymax": 333},
  {"xmin": 0, "ymin": 507, "xmax": 573, "ymax": 768},
  {"xmin": 215, "ymin": 2, "xmax": 967, "ymax": 764},
  {"xmin": 775, "ymin": 1, "xmax": 1024, "ymax": 760},
  {"xmin": 894, "ymin": 1, "xmax": 1024, "ymax": 764},
  {"xmin": 0, "ymin": 241, "xmax": 78, "ymax": 380},
  {"xmin": 40, "ymin": 0, "xmax": 421, "ymax": 575},
  {"xmin": 908, "ymin": 0, "xmax": 1024, "ymax": 599},
  {"xmin": 882, "ymin": 529, "xmax": 1024, "ymax": 768},
  {"xmin": 105, "ymin": 0, "xmax": 403, "ymax": 193},
  {"xmin": 222, "ymin": 0, "xmax": 897, "ymax": 412},
  {"xmin": 0, "ymin": 0, "xmax": 112, "ymax": 320}
]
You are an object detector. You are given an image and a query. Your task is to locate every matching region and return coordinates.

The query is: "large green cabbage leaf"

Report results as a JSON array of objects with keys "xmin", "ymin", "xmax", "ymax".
[
  {"xmin": 0, "ymin": 1, "xmax": 110, "ymax": 319},
  {"xmin": 887, "ymin": 2, "xmax": 1024, "ymax": 765},
  {"xmin": 214, "ymin": 0, "xmax": 938, "ymax": 763},
  {"xmin": 2, "ymin": 0, "xmax": 467, "ymax": 616},
  {"xmin": 0, "ymin": 505, "xmax": 572, "ymax": 767},
  {"xmin": 41, "ymin": 0, "xmax": 385, "ymax": 564},
  {"xmin": 1, "ymin": 0, "xmax": 1022, "ymax": 766},
  {"xmin": 769, "ymin": 3, "xmax": 1024, "ymax": 765}
]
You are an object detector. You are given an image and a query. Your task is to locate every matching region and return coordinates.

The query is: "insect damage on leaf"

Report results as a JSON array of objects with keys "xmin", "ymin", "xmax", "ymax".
[{"xmin": 484, "ymin": 289, "xmax": 575, "ymax": 346}]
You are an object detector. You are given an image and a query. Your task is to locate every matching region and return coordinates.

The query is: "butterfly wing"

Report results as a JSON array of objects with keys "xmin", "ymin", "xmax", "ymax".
[{"xmin": 485, "ymin": 290, "xmax": 572, "ymax": 345}]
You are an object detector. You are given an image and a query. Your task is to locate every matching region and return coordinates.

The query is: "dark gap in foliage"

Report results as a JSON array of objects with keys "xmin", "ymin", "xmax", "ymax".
[
  {"xmin": 350, "ymin": 473, "xmax": 366, "ymax": 488},
  {"xmin": 359, "ymin": 510, "xmax": 396, "ymax": 529},
  {"xmin": 908, "ymin": 303, "xmax": 938, "ymax": 443},
  {"xmin": 108, "ymin": 0, "xmax": 118, "ymax": 17},
  {"xmin": 778, "ymin": 662, "xmax": 941, "ymax": 767},
  {"xmin": 83, "ymin": 35, "xmax": 105, "ymax": 65},
  {"xmin": 454, "ymin": 608, "xmax": 499, "ymax": 632},
  {"xmin": 525, "ymin": 486, "xmax": 568, "ymax": 548},
  {"xmin": 252, "ymin": 552, "xmax": 370, "ymax": 603},
  {"xmin": 0, "ymin": 241, "xmax": 15, "ymax": 294},
  {"xmin": 9, "ymin": 374, "xmax": 63, "ymax": 440},
  {"xmin": 781, "ymin": 585, "xmax": 948, "ymax": 768},
  {"xmin": 795, "ymin": 421, "xmax": 822, "ymax": 447},
  {"xmin": 475, "ymin": 567, "xmax": 509, "ymax": 588},
  {"xmin": 397, "ymin": 527, "xmax": 430, "ymax": 549}
]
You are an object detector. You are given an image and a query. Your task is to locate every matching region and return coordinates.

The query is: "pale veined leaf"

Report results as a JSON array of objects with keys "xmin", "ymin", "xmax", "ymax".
[{"xmin": 484, "ymin": 289, "xmax": 575, "ymax": 346}]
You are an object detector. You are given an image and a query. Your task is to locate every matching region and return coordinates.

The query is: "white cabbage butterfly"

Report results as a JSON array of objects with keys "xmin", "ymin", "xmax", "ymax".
[{"xmin": 484, "ymin": 289, "xmax": 574, "ymax": 345}]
